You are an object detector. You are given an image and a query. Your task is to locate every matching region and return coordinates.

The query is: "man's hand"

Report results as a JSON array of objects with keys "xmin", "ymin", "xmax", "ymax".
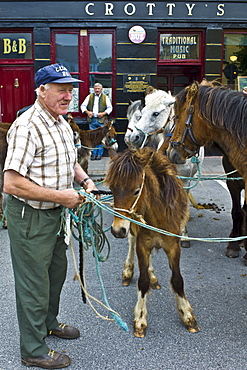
[
  {"xmin": 59, "ymin": 188, "xmax": 85, "ymax": 209},
  {"xmin": 97, "ymin": 112, "xmax": 106, "ymax": 119}
]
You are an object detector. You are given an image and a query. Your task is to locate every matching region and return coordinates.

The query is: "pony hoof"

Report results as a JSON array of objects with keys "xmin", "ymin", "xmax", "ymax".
[
  {"xmin": 225, "ymin": 248, "xmax": 240, "ymax": 258},
  {"xmin": 187, "ymin": 323, "xmax": 200, "ymax": 333},
  {"xmin": 181, "ymin": 240, "xmax": 191, "ymax": 248},
  {"xmin": 187, "ymin": 325, "xmax": 201, "ymax": 333},
  {"xmin": 122, "ymin": 279, "xmax": 132, "ymax": 286},
  {"xmin": 134, "ymin": 328, "xmax": 146, "ymax": 338},
  {"xmin": 150, "ymin": 281, "xmax": 161, "ymax": 290},
  {"xmin": 242, "ymin": 253, "xmax": 247, "ymax": 266}
]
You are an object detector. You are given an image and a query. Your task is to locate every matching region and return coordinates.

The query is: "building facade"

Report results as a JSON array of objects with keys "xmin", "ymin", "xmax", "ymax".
[{"xmin": 0, "ymin": 0, "xmax": 246, "ymax": 150}]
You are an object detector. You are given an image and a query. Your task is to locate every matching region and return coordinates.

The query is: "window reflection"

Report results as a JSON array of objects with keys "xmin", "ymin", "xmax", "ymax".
[
  {"xmin": 55, "ymin": 34, "xmax": 78, "ymax": 72},
  {"xmin": 90, "ymin": 34, "xmax": 112, "ymax": 72}
]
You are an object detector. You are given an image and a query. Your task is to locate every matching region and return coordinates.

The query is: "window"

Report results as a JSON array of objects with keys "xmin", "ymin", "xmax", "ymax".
[
  {"xmin": 223, "ymin": 32, "xmax": 247, "ymax": 90},
  {"xmin": 88, "ymin": 31, "xmax": 114, "ymax": 102},
  {"xmin": 52, "ymin": 29, "xmax": 115, "ymax": 113}
]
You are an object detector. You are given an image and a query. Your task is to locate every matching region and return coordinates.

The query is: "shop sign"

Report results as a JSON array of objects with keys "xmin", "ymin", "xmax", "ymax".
[
  {"xmin": 123, "ymin": 74, "xmax": 150, "ymax": 93},
  {"xmin": 160, "ymin": 33, "xmax": 200, "ymax": 60},
  {"xmin": 0, "ymin": 33, "xmax": 32, "ymax": 59},
  {"xmin": 128, "ymin": 25, "xmax": 146, "ymax": 44}
]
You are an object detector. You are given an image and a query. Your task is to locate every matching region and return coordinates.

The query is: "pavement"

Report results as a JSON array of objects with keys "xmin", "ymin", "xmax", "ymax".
[{"xmin": 87, "ymin": 154, "xmax": 225, "ymax": 179}]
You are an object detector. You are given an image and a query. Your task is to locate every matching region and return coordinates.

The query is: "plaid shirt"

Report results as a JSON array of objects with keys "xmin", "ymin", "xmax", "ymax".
[{"xmin": 4, "ymin": 100, "xmax": 77, "ymax": 209}]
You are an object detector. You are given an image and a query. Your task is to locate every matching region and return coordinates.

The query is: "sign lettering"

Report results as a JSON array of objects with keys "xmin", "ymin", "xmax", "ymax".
[
  {"xmin": 0, "ymin": 33, "xmax": 32, "ymax": 59},
  {"xmin": 83, "ymin": 2, "xmax": 226, "ymax": 18},
  {"xmin": 160, "ymin": 33, "xmax": 199, "ymax": 60}
]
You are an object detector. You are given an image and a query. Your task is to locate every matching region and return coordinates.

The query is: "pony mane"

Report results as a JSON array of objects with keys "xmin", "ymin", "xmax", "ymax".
[
  {"xmin": 127, "ymin": 100, "xmax": 143, "ymax": 119},
  {"xmin": 145, "ymin": 89, "xmax": 174, "ymax": 108},
  {"xmin": 198, "ymin": 85, "xmax": 247, "ymax": 143},
  {"xmin": 105, "ymin": 148, "xmax": 147, "ymax": 187},
  {"xmin": 105, "ymin": 147, "xmax": 184, "ymax": 207},
  {"xmin": 176, "ymin": 83, "xmax": 247, "ymax": 145}
]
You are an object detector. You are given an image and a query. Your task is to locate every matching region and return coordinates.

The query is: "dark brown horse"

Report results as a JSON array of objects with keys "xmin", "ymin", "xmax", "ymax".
[
  {"xmin": 105, "ymin": 147, "xmax": 199, "ymax": 337},
  {"xmin": 67, "ymin": 113, "xmax": 118, "ymax": 173},
  {"xmin": 168, "ymin": 80, "xmax": 247, "ymax": 263}
]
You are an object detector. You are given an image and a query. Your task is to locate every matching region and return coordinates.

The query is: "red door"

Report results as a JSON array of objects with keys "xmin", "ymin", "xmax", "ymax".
[
  {"xmin": 157, "ymin": 66, "xmax": 201, "ymax": 95},
  {"xmin": 0, "ymin": 66, "xmax": 35, "ymax": 123}
]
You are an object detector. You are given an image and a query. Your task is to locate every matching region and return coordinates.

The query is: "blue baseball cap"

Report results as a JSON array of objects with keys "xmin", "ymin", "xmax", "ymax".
[{"xmin": 35, "ymin": 63, "xmax": 83, "ymax": 88}]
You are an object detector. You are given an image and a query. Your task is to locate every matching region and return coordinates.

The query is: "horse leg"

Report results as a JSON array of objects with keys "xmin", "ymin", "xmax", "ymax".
[
  {"xmin": 241, "ymin": 202, "xmax": 247, "ymax": 265},
  {"xmin": 166, "ymin": 239, "xmax": 200, "ymax": 333},
  {"xmin": 148, "ymin": 254, "xmax": 161, "ymax": 289},
  {"xmin": 122, "ymin": 233, "xmax": 135, "ymax": 286},
  {"xmin": 122, "ymin": 234, "xmax": 160, "ymax": 288},
  {"xmin": 133, "ymin": 241, "xmax": 151, "ymax": 337},
  {"xmin": 180, "ymin": 224, "xmax": 190, "ymax": 248},
  {"xmin": 225, "ymin": 180, "xmax": 243, "ymax": 258}
]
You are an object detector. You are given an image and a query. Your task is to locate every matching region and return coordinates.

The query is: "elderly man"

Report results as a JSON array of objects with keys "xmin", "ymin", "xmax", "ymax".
[
  {"xmin": 80, "ymin": 82, "xmax": 112, "ymax": 160},
  {"xmin": 3, "ymin": 63, "xmax": 98, "ymax": 369}
]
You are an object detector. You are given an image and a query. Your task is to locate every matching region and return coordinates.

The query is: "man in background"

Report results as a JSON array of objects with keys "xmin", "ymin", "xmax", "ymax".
[{"xmin": 81, "ymin": 83, "xmax": 112, "ymax": 160}]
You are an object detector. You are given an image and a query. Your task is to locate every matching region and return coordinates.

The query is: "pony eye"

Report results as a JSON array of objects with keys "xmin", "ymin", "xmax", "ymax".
[
  {"xmin": 134, "ymin": 188, "xmax": 140, "ymax": 196},
  {"xmin": 153, "ymin": 112, "xmax": 159, "ymax": 117}
]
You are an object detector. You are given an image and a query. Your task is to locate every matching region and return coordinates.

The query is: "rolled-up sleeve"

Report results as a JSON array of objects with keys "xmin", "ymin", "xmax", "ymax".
[{"xmin": 80, "ymin": 95, "xmax": 89, "ymax": 113}]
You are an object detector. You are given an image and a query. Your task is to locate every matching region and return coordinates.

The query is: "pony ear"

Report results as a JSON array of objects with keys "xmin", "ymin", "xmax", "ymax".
[
  {"xmin": 108, "ymin": 147, "xmax": 118, "ymax": 159},
  {"xmin": 128, "ymin": 99, "xmax": 133, "ymax": 105},
  {"xmin": 103, "ymin": 116, "xmax": 109, "ymax": 126},
  {"xmin": 200, "ymin": 78, "xmax": 208, "ymax": 86},
  {"xmin": 108, "ymin": 118, "xmax": 115, "ymax": 128},
  {"xmin": 140, "ymin": 97, "xmax": 145, "ymax": 108},
  {"xmin": 161, "ymin": 95, "xmax": 175, "ymax": 107},
  {"xmin": 187, "ymin": 81, "xmax": 199, "ymax": 103}
]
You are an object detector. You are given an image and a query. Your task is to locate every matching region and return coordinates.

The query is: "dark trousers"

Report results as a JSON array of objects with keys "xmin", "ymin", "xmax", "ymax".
[
  {"xmin": 89, "ymin": 117, "xmax": 104, "ymax": 157},
  {"xmin": 6, "ymin": 195, "xmax": 67, "ymax": 358}
]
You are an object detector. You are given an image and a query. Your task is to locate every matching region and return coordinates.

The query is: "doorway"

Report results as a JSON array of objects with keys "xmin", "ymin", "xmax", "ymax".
[
  {"xmin": 157, "ymin": 66, "xmax": 201, "ymax": 95},
  {"xmin": 0, "ymin": 65, "xmax": 34, "ymax": 123}
]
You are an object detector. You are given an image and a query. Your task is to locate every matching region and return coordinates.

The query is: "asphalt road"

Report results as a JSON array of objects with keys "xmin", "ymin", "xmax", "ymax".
[{"xmin": 1, "ymin": 156, "xmax": 247, "ymax": 370}]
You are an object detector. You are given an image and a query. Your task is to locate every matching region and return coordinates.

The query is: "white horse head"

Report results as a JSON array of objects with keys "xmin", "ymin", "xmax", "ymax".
[{"xmin": 124, "ymin": 90, "xmax": 175, "ymax": 149}]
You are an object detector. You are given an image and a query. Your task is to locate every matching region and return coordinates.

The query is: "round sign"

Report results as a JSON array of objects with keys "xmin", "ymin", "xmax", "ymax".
[{"xmin": 128, "ymin": 25, "xmax": 146, "ymax": 44}]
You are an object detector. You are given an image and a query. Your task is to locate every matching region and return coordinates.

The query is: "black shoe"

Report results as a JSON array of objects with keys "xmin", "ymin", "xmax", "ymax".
[
  {"xmin": 96, "ymin": 155, "xmax": 101, "ymax": 160},
  {"xmin": 91, "ymin": 155, "xmax": 96, "ymax": 160},
  {"xmin": 48, "ymin": 322, "xmax": 80, "ymax": 339},
  {"xmin": 21, "ymin": 349, "xmax": 70, "ymax": 369}
]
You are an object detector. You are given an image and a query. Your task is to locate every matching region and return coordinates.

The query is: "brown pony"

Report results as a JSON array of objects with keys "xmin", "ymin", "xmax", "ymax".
[
  {"xmin": 67, "ymin": 113, "xmax": 118, "ymax": 173},
  {"xmin": 105, "ymin": 147, "xmax": 199, "ymax": 337},
  {"xmin": 168, "ymin": 80, "xmax": 247, "ymax": 262}
]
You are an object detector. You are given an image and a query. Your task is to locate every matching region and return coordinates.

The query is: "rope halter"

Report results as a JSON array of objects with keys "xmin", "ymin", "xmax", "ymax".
[{"xmin": 113, "ymin": 172, "xmax": 147, "ymax": 224}]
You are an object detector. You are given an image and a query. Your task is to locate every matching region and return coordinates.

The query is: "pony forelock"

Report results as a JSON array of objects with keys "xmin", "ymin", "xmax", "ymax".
[{"xmin": 145, "ymin": 89, "xmax": 175, "ymax": 108}]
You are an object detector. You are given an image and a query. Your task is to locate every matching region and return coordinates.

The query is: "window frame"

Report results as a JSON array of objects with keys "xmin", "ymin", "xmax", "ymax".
[{"xmin": 158, "ymin": 29, "xmax": 204, "ymax": 65}]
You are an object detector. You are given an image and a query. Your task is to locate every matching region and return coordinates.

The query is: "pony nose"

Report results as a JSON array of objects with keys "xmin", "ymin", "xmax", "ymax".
[
  {"xmin": 168, "ymin": 148, "xmax": 186, "ymax": 164},
  {"xmin": 111, "ymin": 226, "xmax": 127, "ymax": 238}
]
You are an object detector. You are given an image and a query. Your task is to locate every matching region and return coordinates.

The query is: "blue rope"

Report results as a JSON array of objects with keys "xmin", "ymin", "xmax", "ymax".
[{"xmin": 64, "ymin": 199, "xmax": 128, "ymax": 332}]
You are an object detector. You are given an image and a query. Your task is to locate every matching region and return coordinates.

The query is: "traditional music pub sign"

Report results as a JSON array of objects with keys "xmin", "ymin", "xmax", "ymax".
[{"xmin": 160, "ymin": 33, "xmax": 199, "ymax": 60}]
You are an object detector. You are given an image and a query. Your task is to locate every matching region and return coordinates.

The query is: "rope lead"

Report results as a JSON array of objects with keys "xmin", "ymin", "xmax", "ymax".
[{"xmin": 60, "ymin": 196, "xmax": 128, "ymax": 333}]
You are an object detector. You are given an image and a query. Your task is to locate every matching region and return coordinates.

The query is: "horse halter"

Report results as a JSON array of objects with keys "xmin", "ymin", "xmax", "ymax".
[
  {"xmin": 113, "ymin": 172, "xmax": 147, "ymax": 224},
  {"xmin": 171, "ymin": 102, "xmax": 201, "ymax": 158}
]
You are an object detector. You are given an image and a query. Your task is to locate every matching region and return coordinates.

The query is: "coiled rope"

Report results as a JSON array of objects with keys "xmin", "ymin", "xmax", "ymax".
[{"xmin": 58, "ymin": 200, "xmax": 128, "ymax": 333}]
